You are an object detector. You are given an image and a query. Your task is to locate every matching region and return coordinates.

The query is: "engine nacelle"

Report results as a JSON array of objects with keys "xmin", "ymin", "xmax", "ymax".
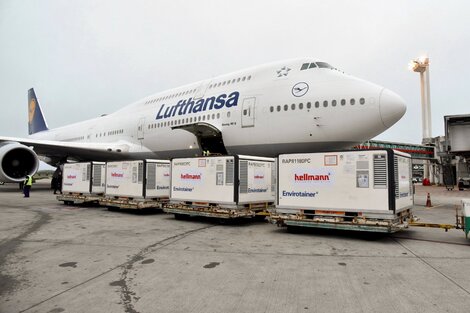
[{"xmin": 0, "ymin": 142, "xmax": 39, "ymax": 183}]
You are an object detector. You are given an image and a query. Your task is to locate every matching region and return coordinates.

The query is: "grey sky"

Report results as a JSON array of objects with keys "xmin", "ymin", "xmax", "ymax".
[{"xmin": 1, "ymin": 0, "xmax": 469, "ymax": 146}]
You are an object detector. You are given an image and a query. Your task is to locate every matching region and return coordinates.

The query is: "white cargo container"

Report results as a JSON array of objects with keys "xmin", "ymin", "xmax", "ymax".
[
  {"xmin": 272, "ymin": 149, "xmax": 413, "ymax": 232},
  {"xmin": 62, "ymin": 162, "xmax": 106, "ymax": 194},
  {"xmin": 105, "ymin": 159, "xmax": 170, "ymax": 199},
  {"xmin": 166, "ymin": 155, "xmax": 275, "ymax": 218}
]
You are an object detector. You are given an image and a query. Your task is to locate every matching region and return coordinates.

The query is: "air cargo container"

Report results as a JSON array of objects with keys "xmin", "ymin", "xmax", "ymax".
[
  {"xmin": 270, "ymin": 149, "xmax": 413, "ymax": 233},
  {"xmin": 58, "ymin": 162, "xmax": 106, "ymax": 205},
  {"xmin": 165, "ymin": 155, "xmax": 276, "ymax": 219},
  {"xmin": 100, "ymin": 159, "xmax": 170, "ymax": 209}
]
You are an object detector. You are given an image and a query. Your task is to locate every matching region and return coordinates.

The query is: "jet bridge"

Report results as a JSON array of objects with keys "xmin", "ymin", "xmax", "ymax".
[{"xmin": 172, "ymin": 122, "xmax": 227, "ymax": 155}]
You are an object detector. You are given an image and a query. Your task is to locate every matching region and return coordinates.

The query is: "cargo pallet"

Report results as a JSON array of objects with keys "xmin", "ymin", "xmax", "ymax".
[
  {"xmin": 57, "ymin": 193, "xmax": 104, "ymax": 205},
  {"xmin": 164, "ymin": 202, "xmax": 273, "ymax": 219},
  {"xmin": 269, "ymin": 209, "xmax": 413, "ymax": 233},
  {"xmin": 99, "ymin": 197, "xmax": 169, "ymax": 210}
]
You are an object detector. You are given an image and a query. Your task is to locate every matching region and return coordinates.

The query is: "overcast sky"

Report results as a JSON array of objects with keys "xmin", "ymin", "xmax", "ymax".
[{"xmin": 1, "ymin": 0, "xmax": 469, "ymax": 146}]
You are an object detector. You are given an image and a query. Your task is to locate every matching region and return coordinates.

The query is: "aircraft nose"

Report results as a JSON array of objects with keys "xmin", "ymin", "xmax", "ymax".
[{"xmin": 379, "ymin": 88, "xmax": 406, "ymax": 128}]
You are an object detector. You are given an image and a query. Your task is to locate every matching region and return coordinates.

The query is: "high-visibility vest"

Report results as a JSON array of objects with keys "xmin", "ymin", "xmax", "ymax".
[{"xmin": 25, "ymin": 176, "xmax": 33, "ymax": 186}]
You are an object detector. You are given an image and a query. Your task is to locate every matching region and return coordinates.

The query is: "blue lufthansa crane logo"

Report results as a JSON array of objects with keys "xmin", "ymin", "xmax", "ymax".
[{"xmin": 292, "ymin": 82, "xmax": 309, "ymax": 97}]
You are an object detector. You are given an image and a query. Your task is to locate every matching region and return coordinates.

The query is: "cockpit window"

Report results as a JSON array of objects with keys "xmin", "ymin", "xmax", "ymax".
[
  {"xmin": 301, "ymin": 63, "xmax": 309, "ymax": 70},
  {"xmin": 316, "ymin": 62, "xmax": 334, "ymax": 69},
  {"xmin": 300, "ymin": 62, "xmax": 337, "ymax": 71}
]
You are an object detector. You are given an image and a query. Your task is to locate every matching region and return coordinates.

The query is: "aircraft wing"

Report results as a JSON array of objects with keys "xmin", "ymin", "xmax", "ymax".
[{"xmin": 0, "ymin": 136, "xmax": 148, "ymax": 163}]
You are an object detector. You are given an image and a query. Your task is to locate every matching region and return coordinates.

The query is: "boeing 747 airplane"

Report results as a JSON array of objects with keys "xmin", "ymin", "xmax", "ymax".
[{"xmin": 0, "ymin": 58, "xmax": 406, "ymax": 183}]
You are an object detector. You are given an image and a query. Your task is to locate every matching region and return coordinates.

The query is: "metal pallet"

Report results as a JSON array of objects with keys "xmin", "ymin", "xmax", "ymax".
[
  {"xmin": 57, "ymin": 193, "xmax": 104, "ymax": 205},
  {"xmin": 99, "ymin": 197, "xmax": 168, "ymax": 210},
  {"xmin": 269, "ymin": 209, "xmax": 413, "ymax": 233},
  {"xmin": 164, "ymin": 202, "xmax": 273, "ymax": 219}
]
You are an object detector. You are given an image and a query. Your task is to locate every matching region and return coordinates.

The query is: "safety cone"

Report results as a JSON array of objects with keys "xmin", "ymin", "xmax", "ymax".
[{"xmin": 426, "ymin": 193, "xmax": 432, "ymax": 207}]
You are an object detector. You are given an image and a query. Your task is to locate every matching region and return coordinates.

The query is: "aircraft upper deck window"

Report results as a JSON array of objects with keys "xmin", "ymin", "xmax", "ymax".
[
  {"xmin": 291, "ymin": 103, "xmax": 296, "ymax": 110},
  {"xmin": 277, "ymin": 105, "xmax": 281, "ymax": 112},
  {"xmin": 360, "ymin": 98, "xmax": 365, "ymax": 105},
  {"xmin": 248, "ymin": 75, "xmax": 252, "ymax": 80},
  {"xmin": 242, "ymin": 77, "xmax": 246, "ymax": 81},
  {"xmin": 270, "ymin": 106, "xmax": 274, "ymax": 112},
  {"xmin": 323, "ymin": 101, "xmax": 328, "ymax": 107},
  {"xmin": 350, "ymin": 98, "xmax": 355, "ymax": 105},
  {"xmin": 316, "ymin": 62, "xmax": 334, "ymax": 69},
  {"xmin": 299, "ymin": 103, "xmax": 303, "ymax": 109},
  {"xmin": 307, "ymin": 102, "xmax": 311, "ymax": 109},
  {"xmin": 284, "ymin": 104, "xmax": 288, "ymax": 111},
  {"xmin": 341, "ymin": 99, "xmax": 346, "ymax": 106},
  {"xmin": 332, "ymin": 100, "xmax": 337, "ymax": 107},
  {"xmin": 301, "ymin": 63, "xmax": 309, "ymax": 70},
  {"xmin": 315, "ymin": 101, "xmax": 320, "ymax": 108}
]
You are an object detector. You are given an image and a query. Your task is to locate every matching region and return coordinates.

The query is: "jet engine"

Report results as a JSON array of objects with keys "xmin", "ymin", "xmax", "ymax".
[{"xmin": 0, "ymin": 142, "xmax": 39, "ymax": 183}]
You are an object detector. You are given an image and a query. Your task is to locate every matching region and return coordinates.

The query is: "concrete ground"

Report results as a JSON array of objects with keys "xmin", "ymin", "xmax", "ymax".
[{"xmin": 1, "ymin": 181, "xmax": 469, "ymax": 313}]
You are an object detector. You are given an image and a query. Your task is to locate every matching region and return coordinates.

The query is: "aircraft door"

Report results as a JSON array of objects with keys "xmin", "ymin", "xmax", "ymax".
[
  {"xmin": 241, "ymin": 97, "xmax": 256, "ymax": 128},
  {"xmin": 137, "ymin": 117, "xmax": 145, "ymax": 140},
  {"xmin": 87, "ymin": 127, "xmax": 94, "ymax": 141},
  {"xmin": 194, "ymin": 79, "xmax": 211, "ymax": 100}
]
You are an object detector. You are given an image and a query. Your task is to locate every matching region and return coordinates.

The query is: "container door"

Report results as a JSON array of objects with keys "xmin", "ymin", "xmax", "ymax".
[
  {"xmin": 137, "ymin": 117, "xmax": 145, "ymax": 140},
  {"xmin": 241, "ymin": 97, "xmax": 256, "ymax": 128}
]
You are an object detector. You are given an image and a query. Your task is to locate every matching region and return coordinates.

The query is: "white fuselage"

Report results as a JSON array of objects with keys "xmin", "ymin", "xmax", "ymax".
[{"xmin": 29, "ymin": 58, "xmax": 406, "ymax": 160}]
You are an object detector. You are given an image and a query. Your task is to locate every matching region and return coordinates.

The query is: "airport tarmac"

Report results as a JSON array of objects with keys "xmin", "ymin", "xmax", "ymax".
[{"xmin": 1, "ymin": 181, "xmax": 470, "ymax": 313}]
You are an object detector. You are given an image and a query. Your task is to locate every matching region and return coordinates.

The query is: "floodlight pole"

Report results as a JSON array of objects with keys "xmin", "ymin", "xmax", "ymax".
[
  {"xmin": 411, "ymin": 57, "xmax": 433, "ymax": 183},
  {"xmin": 419, "ymin": 65, "xmax": 432, "ymax": 140}
]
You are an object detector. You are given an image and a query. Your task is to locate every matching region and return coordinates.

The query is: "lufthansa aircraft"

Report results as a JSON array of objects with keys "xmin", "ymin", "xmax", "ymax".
[{"xmin": 0, "ymin": 58, "xmax": 406, "ymax": 183}]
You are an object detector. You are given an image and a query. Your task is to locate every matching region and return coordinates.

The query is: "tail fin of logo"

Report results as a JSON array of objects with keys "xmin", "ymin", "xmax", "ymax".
[{"xmin": 28, "ymin": 88, "xmax": 49, "ymax": 135}]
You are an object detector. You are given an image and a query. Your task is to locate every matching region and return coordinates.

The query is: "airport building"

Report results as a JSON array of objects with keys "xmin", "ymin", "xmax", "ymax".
[{"xmin": 357, "ymin": 114, "xmax": 470, "ymax": 187}]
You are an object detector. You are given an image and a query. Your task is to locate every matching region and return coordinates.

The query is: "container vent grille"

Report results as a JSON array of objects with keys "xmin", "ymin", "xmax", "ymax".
[
  {"xmin": 373, "ymin": 154, "xmax": 387, "ymax": 188},
  {"xmin": 85, "ymin": 164, "xmax": 91, "ymax": 181},
  {"xmin": 394, "ymin": 156, "xmax": 399, "ymax": 198},
  {"xmin": 138, "ymin": 162, "xmax": 144, "ymax": 183},
  {"xmin": 271, "ymin": 163, "xmax": 276, "ymax": 193},
  {"xmin": 225, "ymin": 159, "xmax": 234, "ymax": 185},
  {"xmin": 147, "ymin": 163, "xmax": 156, "ymax": 190},
  {"xmin": 409, "ymin": 160, "xmax": 413, "ymax": 196},
  {"xmin": 239, "ymin": 160, "xmax": 248, "ymax": 193},
  {"xmin": 92, "ymin": 164, "xmax": 101, "ymax": 187}
]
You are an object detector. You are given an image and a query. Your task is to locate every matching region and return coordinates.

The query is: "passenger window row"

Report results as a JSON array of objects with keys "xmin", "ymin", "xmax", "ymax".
[
  {"xmin": 143, "ymin": 75, "xmax": 253, "ymax": 105},
  {"xmin": 209, "ymin": 75, "xmax": 252, "ymax": 89},
  {"xmin": 147, "ymin": 112, "xmax": 230, "ymax": 129},
  {"xmin": 145, "ymin": 89, "xmax": 198, "ymax": 105},
  {"xmin": 65, "ymin": 136, "xmax": 85, "ymax": 141},
  {"xmin": 107, "ymin": 129, "xmax": 124, "ymax": 136},
  {"xmin": 95, "ymin": 129, "xmax": 124, "ymax": 138},
  {"xmin": 269, "ymin": 98, "xmax": 365, "ymax": 112}
]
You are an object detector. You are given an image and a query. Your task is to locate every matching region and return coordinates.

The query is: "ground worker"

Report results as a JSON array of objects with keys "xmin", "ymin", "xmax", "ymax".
[
  {"xmin": 23, "ymin": 175, "xmax": 33, "ymax": 198},
  {"xmin": 52, "ymin": 167, "xmax": 63, "ymax": 194}
]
